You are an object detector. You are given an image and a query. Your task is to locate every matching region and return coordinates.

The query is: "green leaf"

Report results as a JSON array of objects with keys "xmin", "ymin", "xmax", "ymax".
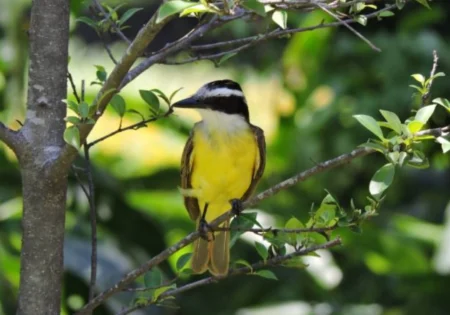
[
  {"xmin": 65, "ymin": 116, "xmax": 81, "ymax": 125},
  {"xmin": 118, "ymin": 8, "xmax": 143, "ymax": 26},
  {"xmin": 76, "ymin": 16, "xmax": 97, "ymax": 29},
  {"xmin": 176, "ymin": 253, "xmax": 192, "ymax": 271},
  {"xmin": 66, "ymin": 100, "xmax": 80, "ymax": 115},
  {"xmin": 127, "ymin": 109, "xmax": 145, "ymax": 120},
  {"xmin": 110, "ymin": 94, "xmax": 126, "ymax": 117},
  {"xmin": 153, "ymin": 284, "xmax": 176, "ymax": 301},
  {"xmin": 282, "ymin": 256, "xmax": 308, "ymax": 269},
  {"xmin": 407, "ymin": 150, "xmax": 429, "ymax": 169},
  {"xmin": 151, "ymin": 89, "xmax": 171, "ymax": 105},
  {"xmin": 78, "ymin": 102, "xmax": 89, "ymax": 119},
  {"xmin": 353, "ymin": 115, "xmax": 384, "ymax": 140},
  {"xmin": 144, "ymin": 268, "xmax": 162, "ymax": 288},
  {"xmin": 414, "ymin": 0, "xmax": 431, "ymax": 9},
  {"xmin": 157, "ymin": 1, "xmax": 197, "ymax": 23},
  {"xmin": 378, "ymin": 10, "xmax": 394, "ymax": 17},
  {"xmin": 139, "ymin": 90, "xmax": 160, "ymax": 114},
  {"xmin": 95, "ymin": 65, "xmax": 107, "ymax": 82},
  {"xmin": 230, "ymin": 212, "xmax": 258, "ymax": 247},
  {"xmin": 359, "ymin": 141, "xmax": 386, "ymax": 153},
  {"xmin": 242, "ymin": 0, "xmax": 266, "ymax": 16},
  {"xmin": 411, "ymin": 74, "xmax": 425, "ymax": 85},
  {"xmin": 407, "ymin": 120, "xmax": 424, "ymax": 134},
  {"xmin": 355, "ymin": 15, "xmax": 367, "ymax": 26},
  {"xmin": 218, "ymin": 53, "xmax": 237, "ymax": 66},
  {"xmin": 415, "ymin": 105, "xmax": 436, "ymax": 124},
  {"xmin": 369, "ymin": 163, "xmax": 395, "ymax": 200},
  {"xmin": 253, "ymin": 270, "xmax": 278, "ymax": 280},
  {"xmin": 272, "ymin": 10, "xmax": 287, "ymax": 29},
  {"xmin": 64, "ymin": 126, "xmax": 81, "ymax": 149},
  {"xmin": 380, "ymin": 110, "xmax": 402, "ymax": 134},
  {"xmin": 255, "ymin": 242, "xmax": 268, "ymax": 261},
  {"xmin": 433, "ymin": 98, "xmax": 450, "ymax": 110},
  {"xmin": 233, "ymin": 259, "xmax": 253, "ymax": 271},
  {"xmin": 285, "ymin": 217, "xmax": 304, "ymax": 246},
  {"xmin": 180, "ymin": 4, "xmax": 215, "ymax": 16},
  {"xmin": 169, "ymin": 87, "xmax": 184, "ymax": 103},
  {"xmin": 437, "ymin": 137, "xmax": 450, "ymax": 153},
  {"xmin": 396, "ymin": 0, "xmax": 406, "ymax": 9}
]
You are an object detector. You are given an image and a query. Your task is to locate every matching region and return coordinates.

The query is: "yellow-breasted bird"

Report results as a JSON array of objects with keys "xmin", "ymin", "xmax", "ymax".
[{"xmin": 172, "ymin": 80, "xmax": 266, "ymax": 276}]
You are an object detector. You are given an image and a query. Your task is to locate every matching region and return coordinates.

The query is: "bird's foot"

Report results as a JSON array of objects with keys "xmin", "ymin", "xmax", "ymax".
[
  {"xmin": 230, "ymin": 198, "xmax": 243, "ymax": 216},
  {"xmin": 198, "ymin": 218, "xmax": 214, "ymax": 241}
]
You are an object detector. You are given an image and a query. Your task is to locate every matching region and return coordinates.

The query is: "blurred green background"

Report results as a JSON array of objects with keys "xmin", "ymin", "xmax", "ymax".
[{"xmin": 1, "ymin": 0, "xmax": 450, "ymax": 314}]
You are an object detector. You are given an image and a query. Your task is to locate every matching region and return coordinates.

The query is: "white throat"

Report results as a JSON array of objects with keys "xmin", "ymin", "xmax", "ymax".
[{"xmin": 197, "ymin": 109, "xmax": 249, "ymax": 133}]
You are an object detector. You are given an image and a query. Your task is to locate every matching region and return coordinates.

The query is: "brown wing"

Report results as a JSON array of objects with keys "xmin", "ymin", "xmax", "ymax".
[
  {"xmin": 241, "ymin": 125, "xmax": 266, "ymax": 201},
  {"xmin": 181, "ymin": 125, "xmax": 201, "ymax": 221}
]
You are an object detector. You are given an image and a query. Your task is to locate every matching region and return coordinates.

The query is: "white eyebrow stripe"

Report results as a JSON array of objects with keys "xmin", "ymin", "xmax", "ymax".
[{"xmin": 204, "ymin": 87, "xmax": 244, "ymax": 98}]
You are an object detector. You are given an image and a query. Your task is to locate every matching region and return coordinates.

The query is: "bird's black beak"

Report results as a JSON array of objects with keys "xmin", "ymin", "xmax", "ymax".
[{"xmin": 171, "ymin": 96, "xmax": 204, "ymax": 109}]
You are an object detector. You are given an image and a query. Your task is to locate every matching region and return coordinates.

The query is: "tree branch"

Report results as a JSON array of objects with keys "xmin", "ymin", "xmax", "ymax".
[
  {"xmin": 118, "ymin": 238, "xmax": 343, "ymax": 315},
  {"xmin": 0, "ymin": 122, "xmax": 20, "ymax": 152},
  {"xmin": 315, "ymin": 2, "xmax": 381, "ymax": 52},
  {"xmin": 75, "ymin": 145, "xmax": 374, "ymax": 315},
  {"xmin": 59, "ymin": 9, "xmax": 177, "ymax": 165},
  {"xmin": 86, "ymin": 108, "xmax": 173, "ymax": 147},
  {"xmin": 175, "ymin": 4, "xmax": 395, "ymax": 64},
  {"xmin": 422, "ymin": 50, "xmax": 439, "ymax": 107}
]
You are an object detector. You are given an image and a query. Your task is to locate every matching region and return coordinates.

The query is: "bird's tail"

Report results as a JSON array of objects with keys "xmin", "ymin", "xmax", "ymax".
[{"xmin": 191, "ymin": 219, "xmax": 230, "ymax": 276}]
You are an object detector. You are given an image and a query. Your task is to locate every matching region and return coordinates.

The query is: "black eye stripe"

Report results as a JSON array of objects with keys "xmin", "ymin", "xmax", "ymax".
[{"xmin": 201, "ymin": 95, "xmax": 249, "ymax": 121}]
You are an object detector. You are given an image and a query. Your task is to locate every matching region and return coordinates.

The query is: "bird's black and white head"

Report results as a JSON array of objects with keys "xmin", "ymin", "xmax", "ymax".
[{"xmin": 172, "ymin": 80, "xmax": 250, "ymax": 129}]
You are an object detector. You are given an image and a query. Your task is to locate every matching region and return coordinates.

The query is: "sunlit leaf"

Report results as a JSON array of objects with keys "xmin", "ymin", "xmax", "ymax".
[
  {"xmin": 272, "ymin": 10, "xmax": 287, "ymax": 29},
  {"xmin": 157, "ymin": 1, "xmax": 196, "ymax": 23},
  {"xmin": 407, "ymin": 120, "xmax": 424, "ymax": 133},
  {"xmin": 415, "ymin": 105, "xmax": 436, "ymax": 124},
  {"xmin": 380, "ymin": 110, "xmax": 402, "ymax": 134},
  {"xmin": 153, "ymin": 284, "xmax": 176, "ymax": 301},
  {"xmin": 437, "ymin": 137, "xmax": 450, "ymax": 153},
  {"xmin": 353, "ymin": 115, "xmax": 384, "ymax": 140},
  {"xmin": 369, "ymin": 163, "xmax": 395, "ymax": 200},
  {"xmin": 411, "ymin": 73, "xmax": 425, "ymax": 85}
]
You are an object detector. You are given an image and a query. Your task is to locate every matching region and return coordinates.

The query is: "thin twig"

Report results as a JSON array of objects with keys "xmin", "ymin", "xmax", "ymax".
[
  {"xmin": 71, "ymin": 165, "xmax": 90, "ymax": 198},
  {"xmin": 190, "ymin": 4, "xmax": 394, "ymax": 53},
  {"xmin": 214, "ymin": 225, "xmax": 337, "ymax": 234},
  {"xmin": 84, "ymin": 144, "xmax": 97, "ymax": 302},
  {"xmin": 92, "ymin": 0, "xmax": 132, "ymax": 44},
  {"xmin": 81, "ymin": 80, "xmax": 86, "ymax": 102},
  {"xmin": 67, "ymin": 72, "xmax": 81, "ymax": 103},
  {"xmin": 117, "ymin": 238, "xmax": 342, "ymax": 315},
  {"xmin": 87, "ymin": 109, "xmax": 173, "ymax": 147},
  {"xmin": 102, "ymin": 39, "xmax": 118, "ymax": 65},
  {"xmin": 123, "ymin": 277, "xmax": 179, "ymax": 292},
  {"xmin": 422, "ymin": 50, "xmax": 439, "ymax": 107},
  {"xmin": 316, "ymin": 2, "xmax": 381, "ymax": 52}
]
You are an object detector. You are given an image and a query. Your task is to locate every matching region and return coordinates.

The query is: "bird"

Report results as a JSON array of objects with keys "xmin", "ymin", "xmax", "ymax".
[{"xmin": 171, "ymin": 79, "xmax": 266, "ymax": 276}]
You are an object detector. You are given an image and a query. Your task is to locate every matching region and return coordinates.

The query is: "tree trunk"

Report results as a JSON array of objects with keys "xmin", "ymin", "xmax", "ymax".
[{"xmin": 16, "ymin": 0, "xmax": 70, "ymax": 314}]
